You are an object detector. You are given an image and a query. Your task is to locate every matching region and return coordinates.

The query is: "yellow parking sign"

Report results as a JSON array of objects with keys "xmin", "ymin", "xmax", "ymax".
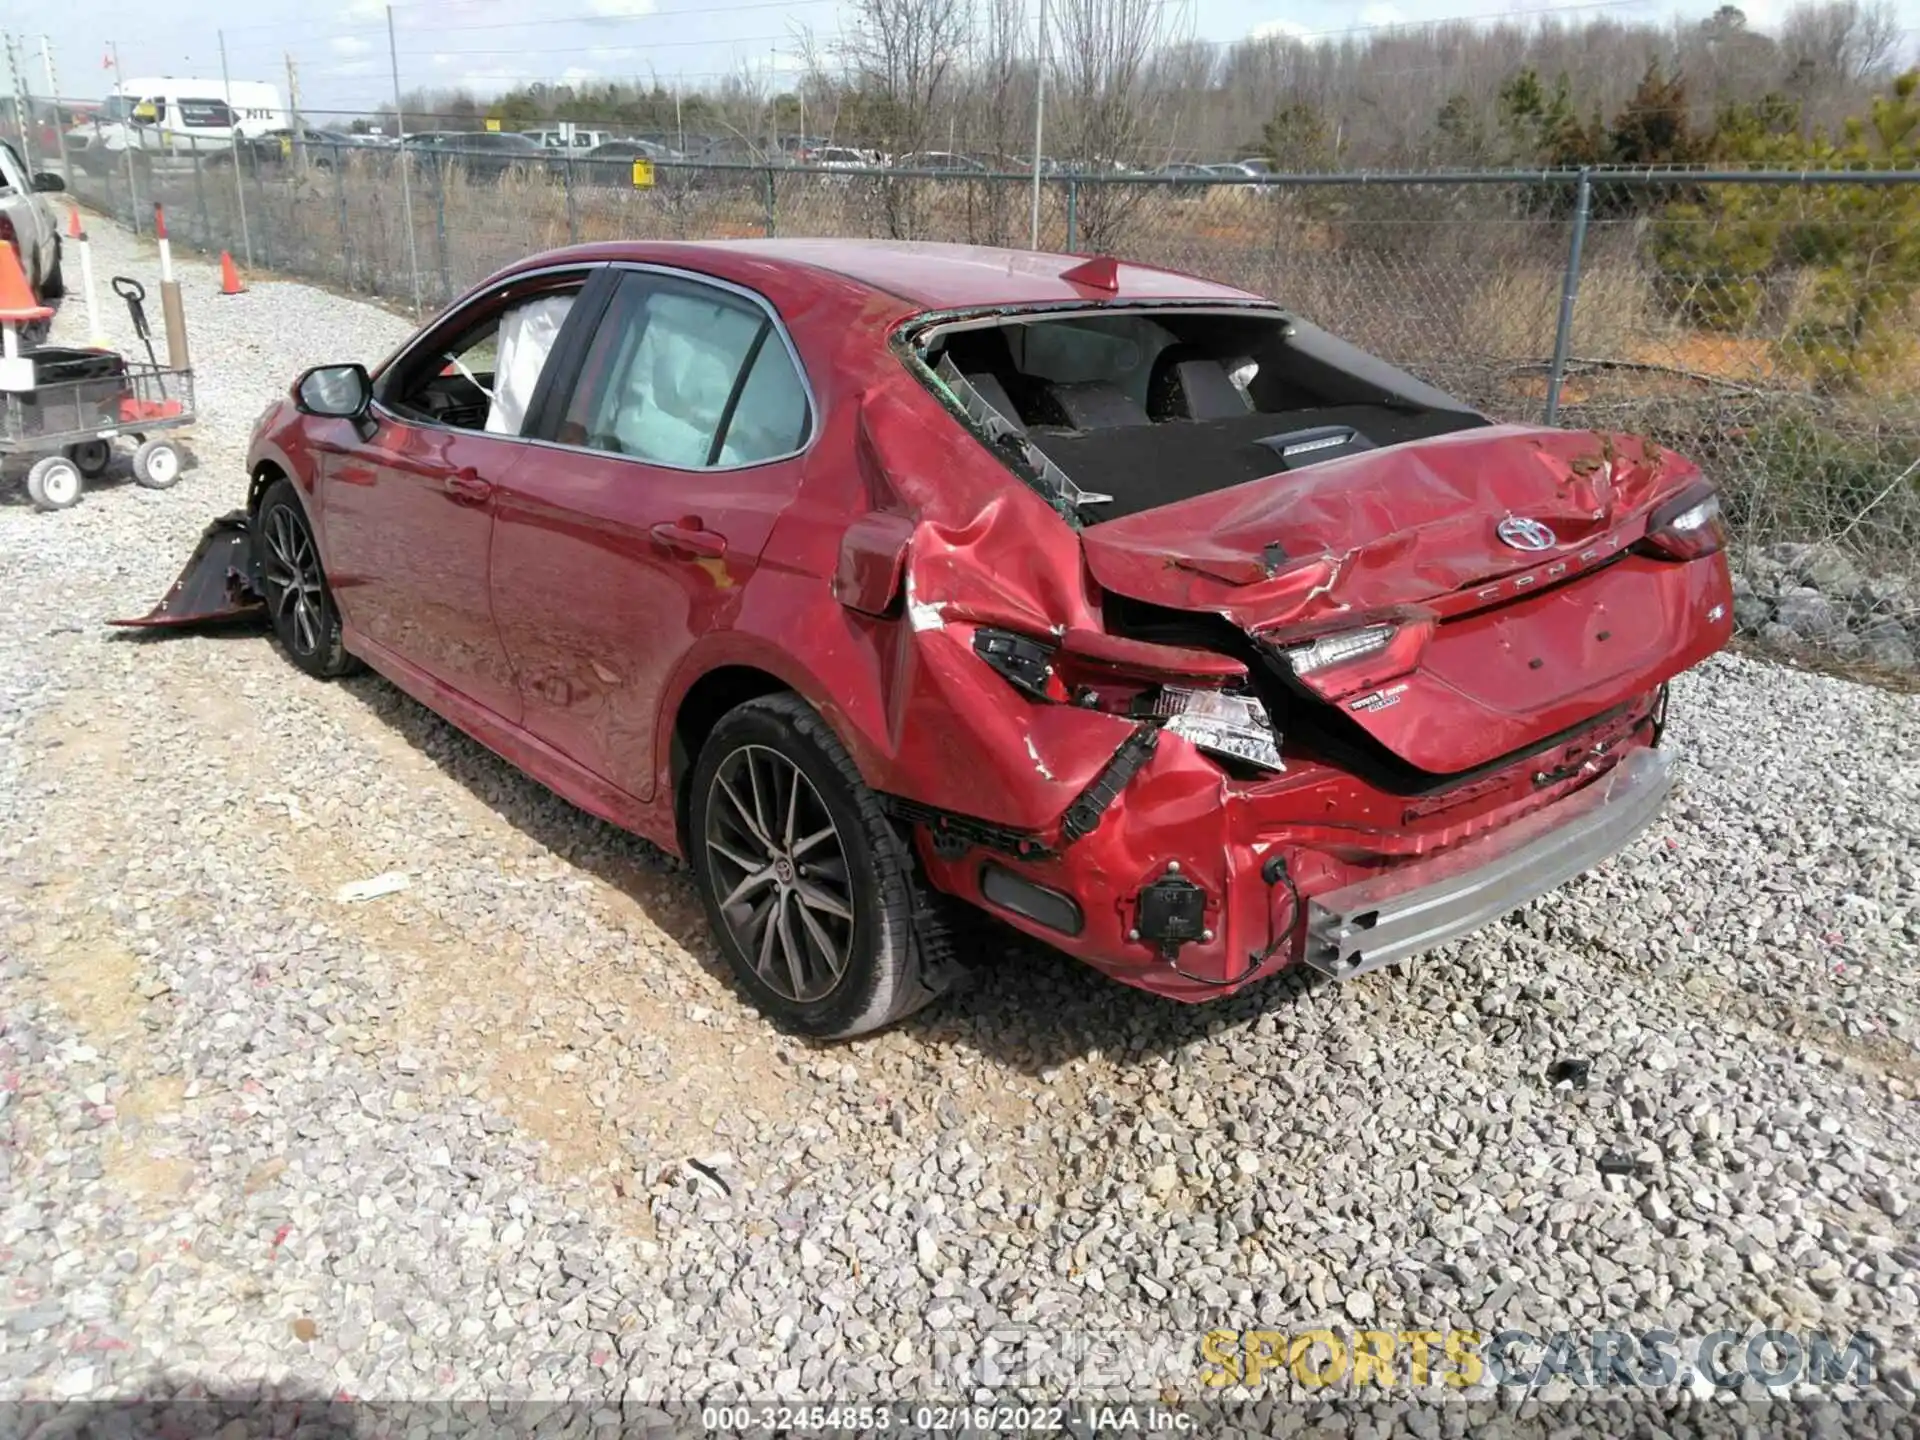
[
  {"xmin": 631, "ymin": 158, "xmax": 655, "ymax": 188},
  {"xmin": 484, "ymin": 117, "xmax": 501, "ymax": 132}
]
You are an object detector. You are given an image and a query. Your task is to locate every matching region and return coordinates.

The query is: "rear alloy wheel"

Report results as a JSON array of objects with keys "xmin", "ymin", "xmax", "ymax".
[
  {"xmin": 254, "ymin": 477, "xmax": 356, "ymax": 679},
  {"xmin": 26, "ymin": 455, "xmax": 83, "ymax": 511},
  {"xmin": 689, "ymin": 694, "xmax": 954, "ymax": 1038}
]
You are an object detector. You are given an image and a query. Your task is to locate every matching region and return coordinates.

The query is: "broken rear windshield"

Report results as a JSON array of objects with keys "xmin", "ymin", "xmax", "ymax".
[{"xmin": 912, "ymin": 306, "xmax": 1488, "ymax": 523}]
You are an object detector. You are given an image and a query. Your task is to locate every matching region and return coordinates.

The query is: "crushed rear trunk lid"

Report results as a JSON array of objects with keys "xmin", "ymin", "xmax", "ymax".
[{"xmin": 1080, "ymin": 425, "xmax": 1731, "ymax": 774}]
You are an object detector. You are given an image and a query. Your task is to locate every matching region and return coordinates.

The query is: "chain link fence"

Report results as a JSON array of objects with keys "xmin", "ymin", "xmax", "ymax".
[{"xmin": 52, "ymin": 121, "xmax": 1920, "ymax": 675}]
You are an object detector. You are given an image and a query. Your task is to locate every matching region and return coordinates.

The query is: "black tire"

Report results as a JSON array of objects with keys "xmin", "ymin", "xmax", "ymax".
[
  {"xmin": 688, "ymin": 693, "xmax": 954, "ymax": 1039},
  {"xmin": 41, "ymin": 240, "xmax": 64, "ymax": 301},
  {"xmin": 66, "ymin": 439, "xmax": 111, "ymax": 477},
  {"xmin": 253, "ymin": 477, "xmax": 356, "ymax": 679}
]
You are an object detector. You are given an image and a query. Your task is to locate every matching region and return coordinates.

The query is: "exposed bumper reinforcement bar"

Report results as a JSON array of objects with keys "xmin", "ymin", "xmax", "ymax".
[{"xmin": 1304, "ymin": 747, "xmax": 1675, "ymax": 980}]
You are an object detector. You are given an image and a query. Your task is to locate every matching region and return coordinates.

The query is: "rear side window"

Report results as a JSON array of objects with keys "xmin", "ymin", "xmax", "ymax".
[{"xmin": 557, "ymin": 273, "xmax": 810, "ymax": 468}]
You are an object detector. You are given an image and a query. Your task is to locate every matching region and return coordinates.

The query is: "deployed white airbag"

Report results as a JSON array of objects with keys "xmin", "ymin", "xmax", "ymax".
[{"xmin": 486, "ymin": 293, "xmax": 576, "ymax": 435}]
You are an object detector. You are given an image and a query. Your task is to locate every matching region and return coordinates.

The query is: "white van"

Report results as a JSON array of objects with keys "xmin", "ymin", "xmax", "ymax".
[{"xmin": 83, "ymin": 78, "xmax": 288, "ymax": 160}]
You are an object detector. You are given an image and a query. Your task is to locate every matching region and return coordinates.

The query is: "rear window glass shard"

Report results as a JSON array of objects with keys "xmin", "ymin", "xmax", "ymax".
[
  {"xmin": 932, "ymin": 353, "xmax": 1112, "ymax": 517},
  {"xmin": 916, "ymin": 306, "xmax": 1489, "ymax": 523}
]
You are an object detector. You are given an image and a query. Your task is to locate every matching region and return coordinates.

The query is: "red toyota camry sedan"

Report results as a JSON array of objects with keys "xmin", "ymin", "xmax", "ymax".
[{"xmin": 211, "ymin": 240, "xmax": 1732, "ymax": 1036}]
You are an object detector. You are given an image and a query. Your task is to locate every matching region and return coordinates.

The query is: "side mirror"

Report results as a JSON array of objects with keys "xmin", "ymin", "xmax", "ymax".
[
  {"xmin": 294, "ymin": 363, "xmax": 372, "ymax": 420},
  {"xmin": 32, "ymin": 172, "xmax": 66, "ymax": 193}
]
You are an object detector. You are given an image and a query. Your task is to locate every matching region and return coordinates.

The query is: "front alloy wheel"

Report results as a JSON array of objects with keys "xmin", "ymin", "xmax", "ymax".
[{"xmin": 254, "ymin": 477, "xmax": 355, "ymax": 679}]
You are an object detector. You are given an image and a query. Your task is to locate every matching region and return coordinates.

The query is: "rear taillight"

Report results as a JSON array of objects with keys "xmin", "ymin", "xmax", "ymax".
[
  {"xmin": 1148, "ymin": 686, "xmax": 1283, "ymax": 772},
  {"xmin": 1637, "ymin": 484, "xmax": 1725, "ymax": 561},
  {"xmin": 1278, "ymin": 616, "xmax": 1434, "ymax": 702},
  {"xmin": 972, "ymin": 626, "xmax": 1284, "ymax": 774}
]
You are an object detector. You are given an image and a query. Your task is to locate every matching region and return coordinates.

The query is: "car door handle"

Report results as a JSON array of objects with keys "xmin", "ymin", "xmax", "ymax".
[
  {"xmin": 444, "ymin": 469, "xmax": 492, "ymax": 505},
  {"xmin": 650, "ymin": 520, "xmax": 727, "ymax": 559}
]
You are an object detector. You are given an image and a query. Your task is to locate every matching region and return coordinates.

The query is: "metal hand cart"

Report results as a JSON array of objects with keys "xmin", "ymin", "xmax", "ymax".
[{"xmin": 4, "ymin": 278, "xmax": 196, "ymax": 512}]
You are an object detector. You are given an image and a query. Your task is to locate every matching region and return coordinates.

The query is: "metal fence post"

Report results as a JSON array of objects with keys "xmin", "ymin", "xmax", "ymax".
[
  {"xmin": 433, "ymin": 164, "xmax": 452, "ymax": 305},
  {"xmin": 1065, "ymin": 178, "xmax": 1079, "ymax": 253},
  {"xmin": 97, "ymin": 120, "xmax": 117, "ymax": 223},
  {"xmin": 191, "ymin": 140, "xmax": 211, "ymax": 252},
  {"xmin": 1543, "ymin": 167, "xmax": 1592, "ymax": 426},
  {"xmin": 564, "ymin": 157, "xmax": 579, "ymax": 245},
  {"xmin": 250, "ymin": 152, "xmax": 273, "ymax": 270},
  {"xmin": 334, "ymin": 153, "xmax": 354, "ymax": 291},
  {"xmin": 763, "ymin": 166, "xmax": 777, "ymax": 237}
]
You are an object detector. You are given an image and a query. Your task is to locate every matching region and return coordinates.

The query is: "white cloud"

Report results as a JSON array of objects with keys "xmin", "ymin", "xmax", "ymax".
[
  {"xmin": 579, "ymin": 0, "xmax": 658, "ymax": 21},
  {"xmin": 343, "ymin": 0, "xmax": 387, "ymax": 22},
  {"xmin": 1249, "ymin": 17, "xmax": 1311, "ymax": 38},
  {"xmin": 1358, "ymin": 3, "xmax": 1409, "ymax": 26},
  {"xmin": 331, "ymin": 36, "xmax": 373, "ymax": 58}
]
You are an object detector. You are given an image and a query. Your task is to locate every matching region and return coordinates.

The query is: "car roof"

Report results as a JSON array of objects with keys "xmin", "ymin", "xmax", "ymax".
[{"xmin": 664, "ymin": 238, "xmax": 1265, "ymax": 308}]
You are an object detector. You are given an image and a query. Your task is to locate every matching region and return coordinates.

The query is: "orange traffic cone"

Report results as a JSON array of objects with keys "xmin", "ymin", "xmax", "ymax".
[
  {"xmin": 0, "ymin": 239, "xmax": 52, "ymax": 325},
  {"xmin": 219, "ymin": 251, "xmax": 246, "ymax": 295}
]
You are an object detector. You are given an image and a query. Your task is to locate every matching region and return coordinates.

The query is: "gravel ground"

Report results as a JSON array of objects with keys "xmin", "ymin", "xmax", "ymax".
[{"xmin": 1, "ymin": 218, "xmax": 1918, "ymax": 1428}]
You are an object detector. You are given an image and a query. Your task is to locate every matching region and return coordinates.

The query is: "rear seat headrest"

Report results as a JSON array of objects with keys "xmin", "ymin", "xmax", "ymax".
[{"xmin": 1147, "ymin": 346, "xmax": 1253, "ymax": 421}]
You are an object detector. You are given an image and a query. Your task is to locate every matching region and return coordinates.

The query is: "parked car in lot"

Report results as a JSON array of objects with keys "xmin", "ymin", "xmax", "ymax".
[
  {"xmin": 523, "ymin": 127, "xmax": 613, "ymax": 152},
  {"xmin": 809, "ymin": 145, "xmax": 882, "ymax": 173},
  {"xmin": 577, "ymin": 138, "xmax": 685, "ymax": 188},
  {"xmin": 894, "ymin": 151, "xmax": 988, "ymax": 173},
  {"xmin": 145, "ymin": 240, "xmax": 1732, "ymax": 1037},
  {"xmin": 0, "ymin": 140, "xmax": 65, "ymax": 304},
  {"xmin": 407, "ymin": 131, "xmax": 548, "ymax": 182}
]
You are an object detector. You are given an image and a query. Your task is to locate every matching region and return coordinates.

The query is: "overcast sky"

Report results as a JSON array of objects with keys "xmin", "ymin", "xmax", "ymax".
[{"xmin": 20, "ymin": 0, "xmax": 1919, "ymax": 118}]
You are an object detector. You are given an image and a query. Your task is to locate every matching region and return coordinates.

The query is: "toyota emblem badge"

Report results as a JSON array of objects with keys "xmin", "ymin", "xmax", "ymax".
[{"xmin": 1497, "ymin": 515, "xmax": 1559, "ymax": 552}]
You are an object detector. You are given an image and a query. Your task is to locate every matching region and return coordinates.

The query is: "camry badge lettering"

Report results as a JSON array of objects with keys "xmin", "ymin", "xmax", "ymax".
[
  {"xmin": 1498, "ymin": 515, "xmax": 1559, "ymax": 552},
  {"xmin": 1350, "ymin": 682, "xmax": 1410, "ymax": 713}
]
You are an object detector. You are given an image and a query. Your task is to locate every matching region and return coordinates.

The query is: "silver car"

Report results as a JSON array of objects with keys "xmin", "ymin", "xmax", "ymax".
[{"xmin": 0, "ymin": 140, "xmax": 64, "ymax": 305}]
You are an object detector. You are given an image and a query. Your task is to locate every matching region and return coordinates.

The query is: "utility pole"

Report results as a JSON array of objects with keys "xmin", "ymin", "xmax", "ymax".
[
  {"xmin": 4, "ymin": 36, "xmax": 32, "ymax": 171},
  {"xmin": 388, "ymin": 4, "xmax": 423, "ymax": 315},
  {"xmin": 111, "ymin": 42, "xmax": 140, "ymax": 234},
  {"xmin": 41, "ymin": 36, "xmax": 69, "ymax": 181},
  {"xmin": 1029, "ymin": 0, "xmax": 1047, "ymax": 249},
  {"xmin": 218, "ymin": 30, "xmax": 253, "ymax": 266},
  {"xmin": 285, "ymin": 53, "xmax": 303, "ymax": 173}
]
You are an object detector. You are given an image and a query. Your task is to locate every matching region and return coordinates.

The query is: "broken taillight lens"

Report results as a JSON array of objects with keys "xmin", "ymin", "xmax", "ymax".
[
  {"xmin": 1149, "ymin": 687, "xmax": 1283, "ymax": 773},
  {"xmin": 1279, "ymin": 616, "xmax": 1434, "ymax": 702},
  {"xmin": 1637, "ymin": 484, "xmax": 1725, "ymax": 561},
  {"xmin": 972, "ymin": 626, "xmax": 1283, "ymax": 772}
]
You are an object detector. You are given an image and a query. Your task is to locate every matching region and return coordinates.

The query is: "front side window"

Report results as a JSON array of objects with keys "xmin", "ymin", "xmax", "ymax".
[
  {"xmin": 380, "ymin": 279, "xmax": 584, "ymax": 434},
  {"xmin": 557, "ymin": 274, "xmax": 810, "ymax": 467}
]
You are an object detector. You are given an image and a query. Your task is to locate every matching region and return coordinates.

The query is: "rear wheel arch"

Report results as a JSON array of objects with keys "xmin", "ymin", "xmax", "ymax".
[{"xmin": 671, "ymin": 665, "xmax": 794, "ymax": 854}]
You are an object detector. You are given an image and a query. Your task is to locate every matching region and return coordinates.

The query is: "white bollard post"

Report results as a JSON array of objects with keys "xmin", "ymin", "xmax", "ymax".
[{"xmin": 71, "ymin": 207, "xmax": 105, "ymax": 349}]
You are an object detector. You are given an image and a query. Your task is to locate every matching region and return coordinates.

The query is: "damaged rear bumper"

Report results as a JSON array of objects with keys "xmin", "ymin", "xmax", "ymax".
[
  {"xmin": 913, "ymin": 693, "xmax": 1671, "ymax": 1003},
  {"xmin": 1301, "ymin": 746, "xmax": 1674, "ymax": 980}
]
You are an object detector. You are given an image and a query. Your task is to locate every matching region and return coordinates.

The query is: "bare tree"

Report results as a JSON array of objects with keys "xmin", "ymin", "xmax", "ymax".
[
  {"xmin": 838, "ymin": 0, "xmax": 974, "ymax": 235},
  {"xmin": 1049, "ymin": 0, "xmax": 1177, "ymax": 249}
]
